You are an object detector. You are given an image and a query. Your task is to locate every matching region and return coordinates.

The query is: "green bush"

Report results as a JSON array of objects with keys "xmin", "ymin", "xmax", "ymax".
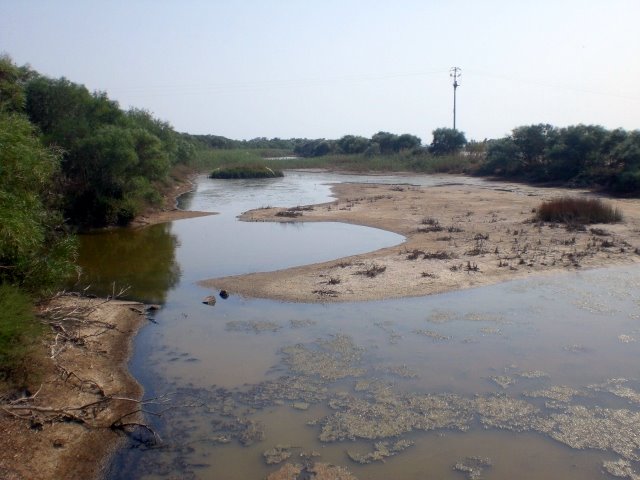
[
  {"xmin": 536, "ymin": 197, "xmax": 623, "ymax": 224},
  {"xmin": 0, "ymin": 284, "xmax": 43, "ymax": 384}
]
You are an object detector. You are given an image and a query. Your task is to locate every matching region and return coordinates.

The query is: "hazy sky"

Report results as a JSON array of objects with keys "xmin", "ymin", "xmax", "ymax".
[{"xmin": 2, "ymin": 1, "xmax": 639, "ymax": 142}]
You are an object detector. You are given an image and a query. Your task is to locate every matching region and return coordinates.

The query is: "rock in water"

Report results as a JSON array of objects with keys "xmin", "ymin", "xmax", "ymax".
[{"xmin": 202, "ymin": 295, "xmax": 216, "ymax": 306}]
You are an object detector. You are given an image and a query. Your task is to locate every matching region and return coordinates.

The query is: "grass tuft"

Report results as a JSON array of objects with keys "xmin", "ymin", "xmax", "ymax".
[{"xmin": 536, "ymin": 197, "xmax": 622, "ymax": 224}]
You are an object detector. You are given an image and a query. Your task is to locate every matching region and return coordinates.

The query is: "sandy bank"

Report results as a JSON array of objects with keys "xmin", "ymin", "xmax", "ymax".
[
  {"xmin": 200, "ymin": 180, "xmax": 640, "ymax": 303},
  {"xmin": 0, "ymin": 296, "xmax": 148, "ymax": 480}
]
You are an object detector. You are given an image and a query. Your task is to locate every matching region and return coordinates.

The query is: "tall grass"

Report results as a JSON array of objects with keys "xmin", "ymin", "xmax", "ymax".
[
  {"xmin": 536, "ymin": 197, "xmax": 623, "ymax": 224},
  {"xmin": 277, "ymin": 151, "xmax": 479, "ymax": 174},
  {"xmin": 0, "ymin": 284, "xmax": 44, "ymax": 386},
  {"xmin": 194, "ymin": 149, "xmax": 284, "ymax": 179}
]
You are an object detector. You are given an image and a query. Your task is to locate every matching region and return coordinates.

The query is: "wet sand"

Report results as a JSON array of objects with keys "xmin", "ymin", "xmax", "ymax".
[{"xmin": 200, "ymin": 180, "xmax": 640, "ymax": 302}]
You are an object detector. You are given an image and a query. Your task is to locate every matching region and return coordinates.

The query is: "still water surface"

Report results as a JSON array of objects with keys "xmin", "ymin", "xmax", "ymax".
[{"xmin": 76, "ymin": 172, "xmax": 640, "ymax": 479}]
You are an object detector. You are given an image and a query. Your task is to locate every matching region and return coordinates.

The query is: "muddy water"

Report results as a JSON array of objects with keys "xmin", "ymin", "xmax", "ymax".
[{"xmin": 88, "ymin": 172, "xmax": 640, "ymax": 480}]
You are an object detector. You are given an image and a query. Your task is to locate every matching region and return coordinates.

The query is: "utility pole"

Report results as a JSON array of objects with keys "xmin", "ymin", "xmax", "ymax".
[{"xmin": 450, "ymin": 67, "xmax": 461, "ymax": 130}]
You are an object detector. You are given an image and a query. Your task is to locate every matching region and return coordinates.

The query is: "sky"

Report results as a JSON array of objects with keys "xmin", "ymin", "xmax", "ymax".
[{"xmin": 2, "ymin": 0, "xmax": 639, "ymax": 142}]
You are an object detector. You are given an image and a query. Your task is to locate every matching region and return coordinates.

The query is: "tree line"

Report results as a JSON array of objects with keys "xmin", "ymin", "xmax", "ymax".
[
  {"xmin": 0, "ymin": 55, "xmax": 200, "ymax": 380},
  {"xmin": 481, "ymin": 124, "xmax": 640, "ymax": 194},
  {"xmin": 187, "ymin": 128, "xmax": 467, "ymax": 158}
]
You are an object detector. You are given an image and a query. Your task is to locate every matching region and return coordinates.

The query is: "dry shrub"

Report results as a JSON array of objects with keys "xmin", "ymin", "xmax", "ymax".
[{"xmin": 536, "ymin": 197, "xmax": 622, "ymax": 224}]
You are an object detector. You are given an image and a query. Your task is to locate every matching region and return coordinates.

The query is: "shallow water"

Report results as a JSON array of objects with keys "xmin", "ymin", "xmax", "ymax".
[{"xmin": 84, "ymin": 172, "xmax": 640, "ymax": 480}]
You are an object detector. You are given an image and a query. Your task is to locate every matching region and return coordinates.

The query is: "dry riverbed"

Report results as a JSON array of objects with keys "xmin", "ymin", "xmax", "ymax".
[{"xmin": 200, "ymin": 181, "xmax": 640, "ymax": 302}]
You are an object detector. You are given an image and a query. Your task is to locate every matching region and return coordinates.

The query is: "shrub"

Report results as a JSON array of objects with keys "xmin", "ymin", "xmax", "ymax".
[
  {"xmin": 0, "ymin": 284, "xmax": 43, "ymax": 385},
  {"xmin": 536, "ymin": 197, "xmax": 622, "ymax": 224}
]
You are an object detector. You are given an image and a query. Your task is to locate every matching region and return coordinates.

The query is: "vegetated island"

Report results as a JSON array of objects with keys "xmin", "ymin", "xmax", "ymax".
[
  {"xmin": 200, "ymin": 178, "xmax": 640, "ymax": 303},
  {"xmin": 209, "ymin": 163, "xmax": 284, "ymax": 179}
]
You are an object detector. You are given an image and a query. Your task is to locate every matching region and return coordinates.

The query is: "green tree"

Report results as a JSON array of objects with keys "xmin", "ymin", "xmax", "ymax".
[
  {"xmin": 0, "ymin": 55, "xmax": 34, "ymax": 113},
  {"xmin": 429, "ymin": 128, "xmax": 467, "ymax": 155},
  {"xmin": 0, "ymin": 111, "xmax": 77, "ymax": 291},
  {"xmin": 547, "ymin": 125, "xmax": 608, "ymax": 181},
  {"xmin": 26, "ymin": 76, "xmax": 121, "ymax": 149},
  {"xmin": 481, "ymin": 137, "xmax": 521, "ymax": 175},
  {"xmin": 371, "ymin": 131, "xmax": 399, "ymax": 154},
  {"xmin": 394, "ymin": 133, "xmax": 421, "ymax": 152},
  {"xmin": 337, "ymin": 135, "xmax": 370, "ymax": 154}
]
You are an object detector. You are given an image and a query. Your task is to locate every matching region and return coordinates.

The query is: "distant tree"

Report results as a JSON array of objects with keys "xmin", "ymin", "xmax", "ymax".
[
  {"xmin": 337, "ymin": 135, "xmax": 370, "ymax": 154},
  {"xmin": 429, "ymin": 128, "xmax": 467, "ymax": 155},
  {"xmin": 481, "ymin": 137, "xmax": 521, "ymax": 176},
  {"xmin": 364, "ymin": 142, "xmax": 381, "ymax": 158},
  {"xmin": 371, "ymin": 131, "xmax": 399, "ymax": 154},
  {"xmin": 511, "ymin": 124, "xmax": 557, "ymax": 170},
  {"xmin": 546, "ymin": 125, "xmax": 608, "ymax": 181},
  {"xmin": 294, "ymin": 139, "xmax": 335, "ymax": 157},
  {"xmin": 394, "ymin": 133, "xmax": 421, "ymax": 151}
]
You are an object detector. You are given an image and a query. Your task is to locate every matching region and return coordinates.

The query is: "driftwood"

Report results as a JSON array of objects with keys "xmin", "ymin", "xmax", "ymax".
[{"xmin": 0, "ymin": 290, "xmax": 165, "ymax": 446}]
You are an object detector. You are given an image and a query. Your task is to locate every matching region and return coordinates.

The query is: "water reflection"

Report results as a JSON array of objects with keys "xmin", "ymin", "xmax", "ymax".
[{"xmin": 73, "ymin": 223, "xmax": 180, "ymax": 304}]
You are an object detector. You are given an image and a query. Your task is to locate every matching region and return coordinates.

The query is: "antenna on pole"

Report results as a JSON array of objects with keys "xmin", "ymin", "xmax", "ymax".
[{"xmin": 450, "ymin": 67, "xmax": 461, "ymax": 130}]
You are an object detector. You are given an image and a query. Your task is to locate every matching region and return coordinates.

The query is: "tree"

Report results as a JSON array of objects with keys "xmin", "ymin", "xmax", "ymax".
[
  {"xmin": 394, "ymin": 133, "xmax": 421, "ymax": 152},
  {"xmin": 0, "ymin": 111, "xmax": 76, "ymax": 291},
  {"xmin": 481, "ymin": 137, "xmax": 521, "ymax": 176},
  {"xmin": 0, "ymin": 55, "xmax": 34, "ymax": 113},
  {"xmin": 337, "ymin": 135, "xmax": 370, "ymax": 154},
  {"xmin": 429, "ymin": 128, "xmax": 467, "ymax": 155},
  {"xmin": 371, "ymin": 131, "xmax": 398, "ymax": 154},
  {"xmin": 546, "ymin": 125, "xmax": 608, "ymax": 181}
]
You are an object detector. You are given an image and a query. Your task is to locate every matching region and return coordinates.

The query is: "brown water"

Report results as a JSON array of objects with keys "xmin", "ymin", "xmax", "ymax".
[{"xmin": 81, "ymin": 172, "xmax": 640, "ymax": 480}]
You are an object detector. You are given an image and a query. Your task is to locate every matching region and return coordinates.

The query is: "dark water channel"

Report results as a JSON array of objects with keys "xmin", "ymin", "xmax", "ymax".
[{"xmin": 76, "ymin": 172, "xmax": 640, "ymax": 480}]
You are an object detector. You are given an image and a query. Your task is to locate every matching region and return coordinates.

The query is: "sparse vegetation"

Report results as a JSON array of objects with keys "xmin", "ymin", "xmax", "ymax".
[
  {"xmin": 536, "ymin": 197, "xmax": 623, "ymax": 224},
  {"xmin": 405, "ymin": 249, "xmax": 425, "ymax": 260},
  {"xmin": 355, "ymin": 263, "xmax": 387, "ymax": 278},
  {"xmin": 423, "ymin": 251, "xmax": 455, "ymax": 260}
]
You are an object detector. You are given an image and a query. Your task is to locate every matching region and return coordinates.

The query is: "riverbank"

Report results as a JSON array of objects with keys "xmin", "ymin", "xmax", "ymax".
[
  {"xmin": 200, "ymin": 180, "xmax": 640, "ymax": 302},
  {"xmin": 0, "ymin": 296, "xmax": 147, "ymax": 480},
  {"xmin": 129, "ymin": 168, "xmax": 215, "ymax": 227}
]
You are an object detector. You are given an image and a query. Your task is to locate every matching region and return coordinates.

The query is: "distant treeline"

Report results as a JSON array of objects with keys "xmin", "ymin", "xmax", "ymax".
[
  {"xmin": 189, "ymin": 128, "xmax": 466, "ymax": 158},
  {"xmin": 481, "ymin": 124, "xmax": 640, "ymax": 194}
]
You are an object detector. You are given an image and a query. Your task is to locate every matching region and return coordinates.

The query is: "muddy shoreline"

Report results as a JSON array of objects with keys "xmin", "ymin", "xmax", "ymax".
[
  {"xmin": 0, "ymin": 296, "xmax": 148, "ymax": 480},
  {"xmin": 200, "ymin": 180, "xmax": 640, "ymax": 303}
]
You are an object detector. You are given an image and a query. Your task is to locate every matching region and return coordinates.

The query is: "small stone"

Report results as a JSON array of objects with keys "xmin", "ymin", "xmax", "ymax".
[
  {"xmin": 202, "ymin": 295, "xmax": 216, "ymax": 306},
  {"xmin": 293, "ymin": 402, "xmax": 309, "ymax": 410}
]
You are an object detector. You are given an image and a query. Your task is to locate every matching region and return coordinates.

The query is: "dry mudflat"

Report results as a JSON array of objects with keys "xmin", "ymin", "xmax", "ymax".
[{"xmin": 200, "ymin": 180, "xmax": 640, "ymax": 302}]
